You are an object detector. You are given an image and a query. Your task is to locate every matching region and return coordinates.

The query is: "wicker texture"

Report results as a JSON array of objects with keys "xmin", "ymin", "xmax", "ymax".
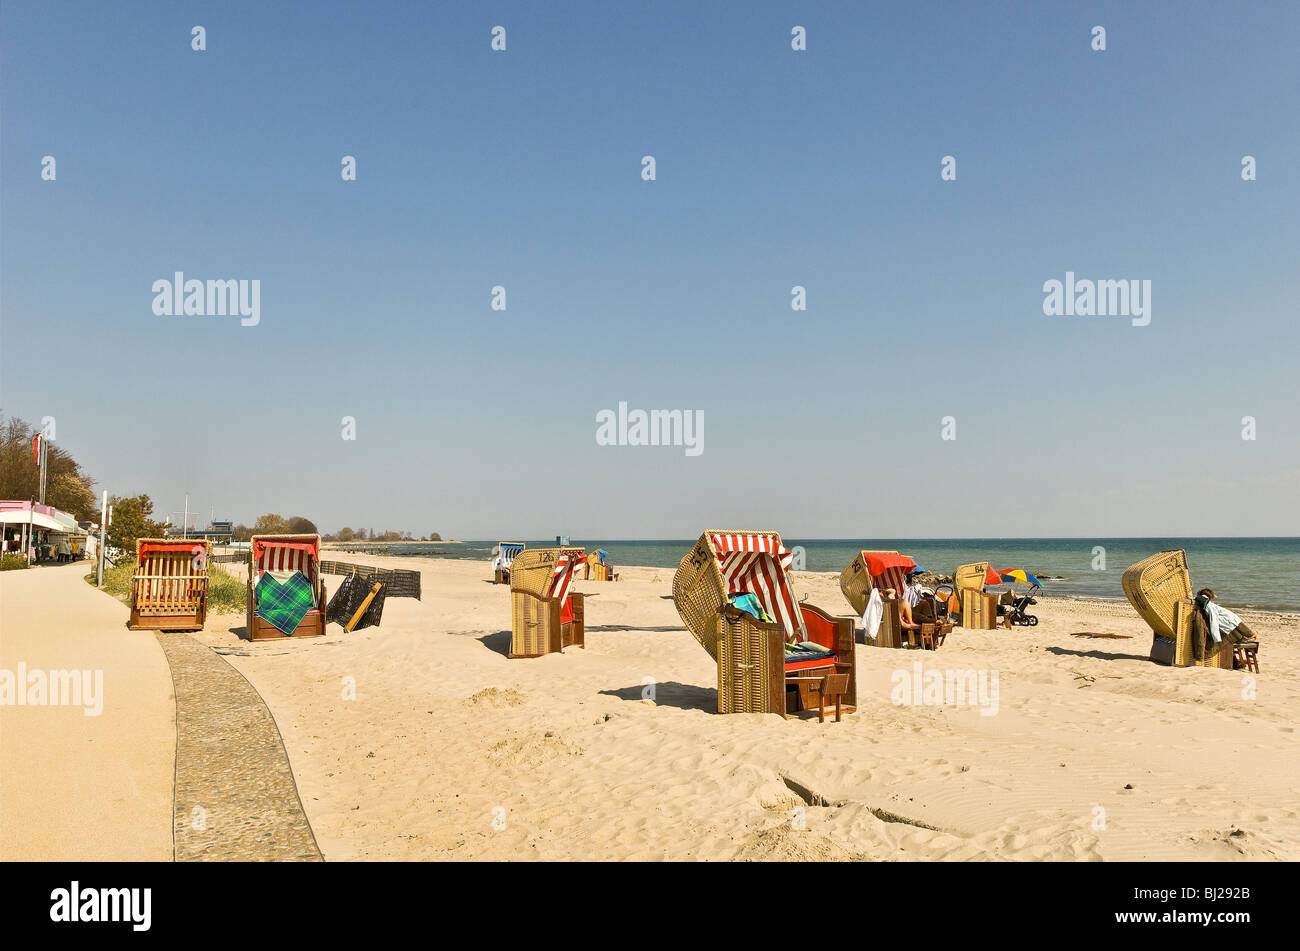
[
  {"xmin": 716, "ymin": 612, "xmax": 780, "ymax": 714},
  {"xmin": 674, "ymin": 531, "xmax": 857, "ymax": 716},
  {"xmin": 673, "ymin": 531, "xmax": 786, "ymax": 662},
  {"xmin": 955, "ymin": 562, "xmax": 992, "ymax": 593},
  {"xmin": 1121, "ymin": 549, "xmax": 1191, "ymax": 641},
  {"xmin": 508, "ymin": 548, "xmax": 585, "ymax": 658},
  {"xmin": 838, "ymin": 550, "xmax": 901, "ymax": 616}
]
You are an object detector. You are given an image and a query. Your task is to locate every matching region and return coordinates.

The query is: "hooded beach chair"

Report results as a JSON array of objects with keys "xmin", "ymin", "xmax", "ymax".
[
  {"xmin": 509, "ymin": 548, "xmax": 586, "ymax": 658},
  {"xmin": 839, "ymin": 550, "xmax": 941, "ymax": 648},
  {"xmin": 493, "ymin": 542, "xmax": 525, "ymax": 584},
  {"xmin": 246, "ymin": 534, "xmax": 327, "ymax": 640},
  {"xmin": 129, "ymin": 538, "xmax": 211, "ymax": 631},
  {"xmin": 1121, "ymin": 550, "xmax": 1234, "ymax": 670},
  {"xmin": 954, "ymin": 561, "xmax": 1003, "ymax": 629},
  {"xmin": 674, "ymin": 531, "xmax": 857, "ymax": 717},
  {"xmin": 586, "ymin": 549, "xmax": 618, "ymax": 582}
]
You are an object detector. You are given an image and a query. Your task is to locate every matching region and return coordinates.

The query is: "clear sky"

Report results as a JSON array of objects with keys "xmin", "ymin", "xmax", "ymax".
[{"xmin": 2, "ymin": 1, "xmax": 1297, "ymax": 538}]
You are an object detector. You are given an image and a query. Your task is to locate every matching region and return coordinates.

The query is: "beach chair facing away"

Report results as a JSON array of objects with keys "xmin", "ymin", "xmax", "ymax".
[
  {"xmin": 247, "ymin": 534, "xmax": 327, "ymax": 641},
  {"xmin": 586, "ymin": 549, "xmax": 618, "ymax": 582},
  {"xmin": 509, "ymin": 548, "xmax": 586, "ymax": 658},
  {"xmin": 955, "ymin": 561, "xmax": 1001, "ymax": 630},
  {"xmin": 674, "ymin": 531, "xmax": 857, "ymax": 717},
  {"xmin": 840, "ymin": 550, "xmax": 935, "ymax": 648},
  {"xmin": 129, "ymin": 538, "xmax": 211, "ymax": 631},
  {"xmin": 1122, "ymin": 549, "xmax": 1234, "ymax": 670},
  {"xmin": 493, "ymin": 542, "xmax": 525, "ymax": 584}
]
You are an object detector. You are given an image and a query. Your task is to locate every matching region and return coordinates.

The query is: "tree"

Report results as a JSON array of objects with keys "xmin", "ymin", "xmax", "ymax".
[
  {"xmin": 105, "ymin": 494, "xmax": 166, "ymax": 562},
  {"xmin": 286, "ymin": 516, "xmax": 318, "ymax": 535},
  {"xmin": 0, "ymin": 414, "xmax": 97, "ymax": 520},
  {"xmin": 429, "ymin": 532, "xmax": 442, "ymax": 541},
  {"xmin": 337, "ymin": 526, "xmax": 355, "ymax": 542},
  {"xmin": 253, "ymin": 513, "xmax": 290, "ymax": 535},
  {"xmin": 231, "ymin": 524, "xmax": 253, "ymax": 542}
]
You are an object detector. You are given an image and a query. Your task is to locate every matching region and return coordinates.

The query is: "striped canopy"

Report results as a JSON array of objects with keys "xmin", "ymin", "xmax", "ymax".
[
  {"xmin": 252, "ymin": 535, "xmax": 320, "ymax": 585},
  {"xmin": 544, "ymin": 549, "xmax": 584, "ymax": 606},
  {"xmin": 858, "ymin": 550, "xmax": 918, "ymax": 598},
  {"xmin": 495, "ymin": 542, "xmax": 525, "ymax": 567},
  {"xmin": 704, "ymin": 531, "xmax": 804, "ymax": 640}
]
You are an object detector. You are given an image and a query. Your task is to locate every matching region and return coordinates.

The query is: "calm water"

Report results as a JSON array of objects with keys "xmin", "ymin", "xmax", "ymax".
[{"xmin": 342, "ymin": 538, "xmax": 1300, "ymax": 613}]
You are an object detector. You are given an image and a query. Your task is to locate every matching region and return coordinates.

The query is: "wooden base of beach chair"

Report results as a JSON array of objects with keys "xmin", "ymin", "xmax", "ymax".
[
  {"xmin": 960, "ymin": 590, "xmax": 998, "ymax": 630},
  {"xmin": 717, "ymin": 605, "xmax": 857, "ymax": 718},
  {"xmin": 509, "ymin": 591, "xmax": 585, "ymax": 658},
  {"xmin": 245, "ymin": 582, "xmax": 328, "ymax": 641},
  {"xmin": 247, "ymin": 609, "xmax": 326, "ymax": 640},
  {"xmin": 493, "ymin": 569, "xmax": 510, "ymax": 585},
  {"xmin": 1165, "ymin": 600, "xmax": 1235, "ymax": 669},
  {"xmin": 128, "ymin": 607, "xmax": 206, "ymax": 632}
]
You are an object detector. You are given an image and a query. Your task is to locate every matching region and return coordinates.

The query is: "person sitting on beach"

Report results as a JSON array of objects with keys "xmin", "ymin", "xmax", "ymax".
[
  {"xmin": 886, "ymin": 587, "xmax": 921, "ymax": 631},
  {"xmin": 1195, "ymin": 588, "xmax": 1256, "ymax": 649}
]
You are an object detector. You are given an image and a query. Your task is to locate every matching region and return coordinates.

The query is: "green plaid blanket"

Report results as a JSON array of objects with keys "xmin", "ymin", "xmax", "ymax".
[{"xmin": 255, "ymin": 570, "xmax": 315, "ymax": 635}]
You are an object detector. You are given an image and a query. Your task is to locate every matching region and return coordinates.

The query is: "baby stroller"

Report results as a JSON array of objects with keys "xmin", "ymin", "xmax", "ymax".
[{"xmin": 996, "ymin": 569, "xmax": 1041, "ymax": 626}]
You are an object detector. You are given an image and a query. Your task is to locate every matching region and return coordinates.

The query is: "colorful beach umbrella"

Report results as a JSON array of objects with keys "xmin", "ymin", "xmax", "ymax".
[{"xmin": 998, "ymin": 569, "xmax": 1042, "ymax": 586}]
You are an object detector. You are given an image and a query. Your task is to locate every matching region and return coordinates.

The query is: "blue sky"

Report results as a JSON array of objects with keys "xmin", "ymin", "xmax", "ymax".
[{"xmin": 2, "ymin": 1, "xmax": 1297, "ymax": 538}]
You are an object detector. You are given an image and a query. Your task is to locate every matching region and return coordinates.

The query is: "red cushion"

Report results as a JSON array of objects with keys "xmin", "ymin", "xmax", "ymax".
[
  {"xmin": 785, "ymin": 654, "xmax": 838, "ymax": 672},
  {"xmin": 799, "ymin": 606, "xmax": 839, "ymax": 651}
]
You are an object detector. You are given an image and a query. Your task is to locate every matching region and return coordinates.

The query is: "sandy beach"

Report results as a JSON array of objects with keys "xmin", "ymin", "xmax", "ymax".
[{"xmin": 162, "ymin": 554, "xmax": 1298, "ymax": 861}]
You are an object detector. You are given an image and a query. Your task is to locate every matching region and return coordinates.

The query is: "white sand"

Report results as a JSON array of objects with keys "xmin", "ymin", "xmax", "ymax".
[
  {"xmin": 0, "ymin": 563, "xmax": 175, "ymax": 861},
  {"xmin": 193, "ymin": 556, "xmax": 1300, "ymax": 861}
]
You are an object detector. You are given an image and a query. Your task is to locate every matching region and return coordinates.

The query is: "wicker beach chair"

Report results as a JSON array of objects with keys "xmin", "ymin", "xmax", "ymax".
[
  {"xmin": 586, "ymin": 549, "xmax": 618, "ymax": 582},
  {"xmin": 840, "ymin": 550, "xmax": 940, "ymax": 648},
  {"xmin": 246, "ymin": 534, "xmax": 328, "ymax": 640},
  {"xmin": 509, "ymin": 548, "xmax": 586, "ymax": 658},
  {"xmin": 954, "ymin": 561, "xmax": 1002, "ymax": 629},
  {"xmin": 674, "ymin": 531, "xmax": 857, "ymax": 717},
  {"xmin": 493, "ymin": 542, "xmax": 525, "ymax": 584},
  {"xmin": 1121, "ymin": 550, "xmax": 1234, "ymax": 670},
  {"xmin": 128, "ymin": 538, "xmax": 211, "ymax": 631}
]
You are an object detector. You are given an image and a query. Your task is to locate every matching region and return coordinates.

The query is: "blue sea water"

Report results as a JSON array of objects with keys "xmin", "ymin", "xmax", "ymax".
[{"xmin": 350, "ymin": 538, "xmax": 1300, "ymax": 613}]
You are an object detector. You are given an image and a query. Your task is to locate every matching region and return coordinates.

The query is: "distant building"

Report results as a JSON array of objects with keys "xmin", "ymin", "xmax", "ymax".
[{"xmin": 165, "ymin": 520, "xmax": 233, "ymax": 542}]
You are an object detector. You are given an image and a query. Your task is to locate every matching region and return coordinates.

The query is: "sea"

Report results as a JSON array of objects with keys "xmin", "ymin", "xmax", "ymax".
[{"xmin": 335, "ymin": 537, "xmax": 1300, "ymax": 613}]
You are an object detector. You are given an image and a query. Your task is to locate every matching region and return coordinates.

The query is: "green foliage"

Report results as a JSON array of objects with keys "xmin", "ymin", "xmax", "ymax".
[
  {"xmin": 0, "ymin": 414, "xmax": 97, "ymax": 520},
  {"xmin": 253, "ymin": 513, "xmax": 290, "ymax": 535},
  {"xmin": 91, "ymin": 560, "xmax": 246, "ymax": 614},
  {"xmin": 1, "ymin": 553, "xmax": 31, "ymax": 571},
  {"xmin": 286, "ymin": 516, "xmax": 317, "ymax": 535},
  {"xmin": 205, "ymin": 565, "xmax": 247, "ymax": 613},
  {"xmin": 105, "ymin": 494, "xmax": 166, "ymax": 563}
]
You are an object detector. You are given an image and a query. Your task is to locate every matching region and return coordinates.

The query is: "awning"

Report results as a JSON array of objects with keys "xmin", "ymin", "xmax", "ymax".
[
  {"xmin": 0, "ymin": 510, "xmax": 67, "ymax": 532},
  {"xmin": 862, "ymin": 552, "xmax": 918, "ymax": 576}
]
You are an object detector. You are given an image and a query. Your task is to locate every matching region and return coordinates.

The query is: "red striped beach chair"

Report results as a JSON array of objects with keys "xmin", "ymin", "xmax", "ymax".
[
  {"xmin": 840, "ymin": 550, "xmax": 935, "ymax": 648},
  {"xmin": 246, "ymin": 534, "xmax": 327, "ymax": 640},
  {"xmin": 129, "ymin": 538, "xmax": 210, "ymax": 631},
  {"xmin": 673, "ymin": 531, "xmax": 857, "ymax": 717},
  {"xmin": 509, "ymin": 548, "xmax": 586, "ymax": 657}
]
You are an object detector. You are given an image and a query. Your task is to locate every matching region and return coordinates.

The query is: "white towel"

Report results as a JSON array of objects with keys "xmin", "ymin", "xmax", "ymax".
[{"xmin": 863, "ymin": 588, "xmax": 884, "ymax": 642}]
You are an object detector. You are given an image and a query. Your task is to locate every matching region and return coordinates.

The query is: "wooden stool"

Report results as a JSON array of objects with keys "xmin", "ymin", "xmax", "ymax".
[
  {"xmin": 1234, "ymin": 641, "xmax": 1259, "ymax": 673},
  {"xmin": 814, "ymin": 672, "xmax": 850, "ymax": 723}
]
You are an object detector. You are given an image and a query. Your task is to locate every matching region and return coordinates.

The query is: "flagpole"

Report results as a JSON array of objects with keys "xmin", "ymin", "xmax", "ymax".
[{"xmin": 97, "ymin": 490, "xmax": 107, "ymax": 586}]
